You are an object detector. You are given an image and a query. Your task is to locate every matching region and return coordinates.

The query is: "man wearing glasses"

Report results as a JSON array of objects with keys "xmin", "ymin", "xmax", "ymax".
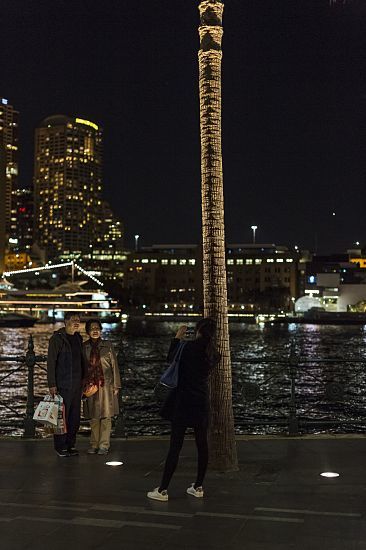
[{"xmin": 47, "ymin": 312, "xmax": 86, "ymax": 457}]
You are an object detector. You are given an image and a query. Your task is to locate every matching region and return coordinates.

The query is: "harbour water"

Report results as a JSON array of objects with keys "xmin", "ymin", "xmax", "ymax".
[{"xmin": 1, "ymin": 321, "xmax": 366, "ymax": 437}]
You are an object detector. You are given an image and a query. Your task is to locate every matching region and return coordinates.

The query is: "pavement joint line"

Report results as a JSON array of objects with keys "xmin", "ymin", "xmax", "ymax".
[
  {"xmin": 91, "ymin": 504, "xmax": 193, "ymax": 518},
  {"xmin": 0, "ymin": 502, "xmax": 87, "ymax": 512},
  {"xmin": 51, "ymin": 500, "xmax": 192, "ymax": 518},
  {"xmin": 15, "ymin": 515, "xmax": 182, "ymax": 530},
  {"xmin": 144, "ymin": 459, "xmax": 165, "ymax": 477},
  {"xmin": 196, "ymin": 512, "xmax": 304, "ymax": 524},
  {"xmin": 254, "ymin": 507, "xmax": 363, "ymax": 518},
  {"xmin": 120, "ymin": 520, "xmax": 181, "ymax": 530}
]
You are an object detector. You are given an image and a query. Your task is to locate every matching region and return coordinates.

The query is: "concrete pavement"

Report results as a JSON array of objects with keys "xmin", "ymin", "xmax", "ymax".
[{"xmin": 0, "ymin": 435, "xmax": 365, "ymax": 549}]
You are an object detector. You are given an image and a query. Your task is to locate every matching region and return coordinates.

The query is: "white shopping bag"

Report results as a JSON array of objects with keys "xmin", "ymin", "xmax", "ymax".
[{"xmin": 33, "ymin": 395, "xmax": 59, "ymax": 426}]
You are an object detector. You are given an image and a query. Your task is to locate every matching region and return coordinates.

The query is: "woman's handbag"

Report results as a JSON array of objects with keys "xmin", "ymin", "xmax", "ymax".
[
  {"xmin": 154, "ymin": 342, "xmax": 186, "ymax": 403},
  {"xmin": 83, "ymin": 383, "xmax": 99, "ymax": 398}
]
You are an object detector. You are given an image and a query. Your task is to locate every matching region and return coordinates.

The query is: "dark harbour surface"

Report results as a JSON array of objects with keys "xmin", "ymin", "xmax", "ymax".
[{"xmin": 1, "ymin": 321, "xmax": 366, "ymax": 437}]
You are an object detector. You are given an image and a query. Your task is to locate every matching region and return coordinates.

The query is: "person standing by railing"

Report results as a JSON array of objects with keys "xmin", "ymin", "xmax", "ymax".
[
  {"xmin": 47, "ymin": 312, "xmax": 86, "ymax": 457},
  {"xmin": 83, "ymin": 319, "xmax": 121, "ymax": 455}
]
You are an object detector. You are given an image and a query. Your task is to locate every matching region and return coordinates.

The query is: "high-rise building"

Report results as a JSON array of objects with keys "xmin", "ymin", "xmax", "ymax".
[
  {"xmin": 0, "ymin": 98, "xmax": 19, "ymax": 237},
  {"xmin": 96, "ymin": 200, "xmax": 124, "ymax": 252},
  {"xmin": 9, "ymin": 187, "xmax": 34, "ymax": 252},
  {"xmin": 34, "ymin": 115, "xmax": 102, "ymax": 259},
  {"xmin": 0, "ymin": 143, "xmax": 6, "ymax": 273}
]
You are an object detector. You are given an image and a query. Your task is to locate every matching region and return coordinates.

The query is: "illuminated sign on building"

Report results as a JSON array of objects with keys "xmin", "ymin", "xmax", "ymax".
[{"xmin": 75, "ymin": 118, "xmax": 99, "ymax": 131}]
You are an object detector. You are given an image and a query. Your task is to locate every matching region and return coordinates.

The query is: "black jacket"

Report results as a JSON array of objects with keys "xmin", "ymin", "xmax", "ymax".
[
  {"xmin": 47, "ymin": 328, "xmax": 86, "ymax": 390},
  {"xmin": 160, "ymin": 338, "xmax": 215, "ymax": 426}
]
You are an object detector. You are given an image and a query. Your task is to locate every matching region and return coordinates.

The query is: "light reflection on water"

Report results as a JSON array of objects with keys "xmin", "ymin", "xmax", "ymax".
[{"xmin": 1, "ymin": 321, "xmax": 366, "ymax": 436}]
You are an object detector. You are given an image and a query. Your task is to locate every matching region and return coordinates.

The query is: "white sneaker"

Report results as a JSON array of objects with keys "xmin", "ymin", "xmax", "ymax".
[
  {"xmin": 187, "ymin": 484, "xmax": 204, "ymax": 498},
  {"xmin": 147, "ymin": 487, "xmax": 168, "ymax": 502}
]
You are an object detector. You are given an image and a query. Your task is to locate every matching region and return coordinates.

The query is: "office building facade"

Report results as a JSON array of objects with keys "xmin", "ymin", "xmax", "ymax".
[
  {"xmin": 34, "ymin": 115, "xmax": 102, "ymax": 259},
  {"xmin": 0, "ymin": 98, "xmax": 19, "ymax": 237}
]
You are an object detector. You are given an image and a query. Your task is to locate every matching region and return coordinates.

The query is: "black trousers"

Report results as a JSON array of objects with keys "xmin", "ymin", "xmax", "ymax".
[
  {"xmin": 54, "ymin": 385, "xmax": 82, "ymax": 451},
  {"xmin": 159, "ymin": 421, "xmax": 209, "ymax": 491}
]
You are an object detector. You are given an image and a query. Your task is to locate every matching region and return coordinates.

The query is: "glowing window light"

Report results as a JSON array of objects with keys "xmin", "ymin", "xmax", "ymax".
[{"xmin": 75, "ymin": 118, "xmax": 99, "ymax": 131}]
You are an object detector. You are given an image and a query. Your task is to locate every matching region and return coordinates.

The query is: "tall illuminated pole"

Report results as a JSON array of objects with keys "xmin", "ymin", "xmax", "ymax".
[
  {"xmin": 198, "ymin": 0, "xmax": 238, "ymax": 470},
  {"xmin": 251, "ymin": 225, "xmax": 257, "ymax": 244},
  {"xmin": 134, "ymin": 234, "xmax": 140, "ymax": 252}
]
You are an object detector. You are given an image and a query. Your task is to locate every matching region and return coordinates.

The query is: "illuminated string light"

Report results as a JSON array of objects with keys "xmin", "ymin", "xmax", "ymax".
[
  {"xmin": 4, "ymin": 261, "xmax": 103, "ymax": 287},
  {"xmin": 198, "ymin": 1, "xmax": 238, "ymax": 468}
]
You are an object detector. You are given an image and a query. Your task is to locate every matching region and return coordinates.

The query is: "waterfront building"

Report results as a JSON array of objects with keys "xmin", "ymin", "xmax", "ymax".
[
  {"xmin": 0, "ymin": 98, "xmax": 19, "ymax": 238},
  {"xmin": 297, "ymin": 252, "xmax": 366, "ymax": 313},
  {"xmin": 123, "ymin": 243, "xmax": 298, "ymax": 313},
  {"xmin": 226, "ymin": 244, "xmax": 298, "ymax": 312},
  {"xmin": 4, "ymin": 251, "xmax": 31, "ymax": 272},
  {"xmin": 34, "ymin": 115, "xmax": 103, "ymax": 260},
  {"xmin": 123, "ymin": 244, "xmax": 202, "ymax": 311}
]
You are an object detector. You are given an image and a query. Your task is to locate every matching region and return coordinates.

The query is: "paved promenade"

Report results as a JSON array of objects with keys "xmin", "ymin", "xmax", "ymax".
[{"xmin": 1, "ymin": 435, "xmax": 365, "ymax": 550}]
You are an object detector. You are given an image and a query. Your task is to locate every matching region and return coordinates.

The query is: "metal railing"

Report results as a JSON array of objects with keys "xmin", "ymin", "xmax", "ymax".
[
  {"xmin": 1, "ymin": 336, "xmax": 366, "ymax": 438},
  {"xmin": 0, "ymin": 335, "xmax": 47, "ymax": 438},
  {"xmin": 233, "ymin": 349, "xmax": 366, "ymax": 435},
  {"xmin": 0, "ymin": 335, "xmax": 126, "ymax": 439}
]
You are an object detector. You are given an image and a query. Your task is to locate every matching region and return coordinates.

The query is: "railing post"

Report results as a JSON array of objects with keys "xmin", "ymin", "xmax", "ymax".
[
  {"xmin": 23, "ymin": 335, "xmax": 36, "ymax": 438},
  {"xmin": 113, "ymin": 336, "xmax": 126, "ymax": 438},
  {"xmin": 288, "ymin": 347, "xmax": 299, "ymax": 436}
]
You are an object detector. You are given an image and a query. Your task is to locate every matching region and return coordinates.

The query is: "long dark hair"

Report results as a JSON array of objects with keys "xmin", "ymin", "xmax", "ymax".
[{"xmin": 195, "ymin": 317, "xmax": 220, "ymax": 369}]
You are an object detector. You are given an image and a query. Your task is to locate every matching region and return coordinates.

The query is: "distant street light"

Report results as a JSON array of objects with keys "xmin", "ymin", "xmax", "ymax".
[
  {"xmin": 134, "ymin": 234, "xmax": 140, "ymax": 252},
  {"xmin": 251, "ymin": 225, "xmax": 257, "ymax": 244}
]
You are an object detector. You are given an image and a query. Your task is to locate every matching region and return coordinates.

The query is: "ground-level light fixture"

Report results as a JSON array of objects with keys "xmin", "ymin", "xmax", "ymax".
[
  {"xmin": 320, "ymin": 472, "xmax": 339, "ymax": 478},
  {"xmin": 106, "ymin": 461, "xmax": 123, "ymax": 467}
]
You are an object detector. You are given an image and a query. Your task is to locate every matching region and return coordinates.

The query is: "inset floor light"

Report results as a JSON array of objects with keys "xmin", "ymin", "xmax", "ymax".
[
  {"xmin": 320, "ymin": 472, "xmax": 339, "ymax": 478},
  {"xmin": 106, "ymin": 461, "xmax": 123, "ymax": 467}
]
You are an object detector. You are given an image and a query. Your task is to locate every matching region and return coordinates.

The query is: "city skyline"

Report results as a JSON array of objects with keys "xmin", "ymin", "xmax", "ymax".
[{"xmin": 2, "ymin": 0, "xmax": 366, "ymax": 252}]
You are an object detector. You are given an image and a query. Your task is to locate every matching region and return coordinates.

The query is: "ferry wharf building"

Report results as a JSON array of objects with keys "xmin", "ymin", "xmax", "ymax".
[{"xmin": 123, "ymin": 244, "xmax": 299, "ymax": 314}]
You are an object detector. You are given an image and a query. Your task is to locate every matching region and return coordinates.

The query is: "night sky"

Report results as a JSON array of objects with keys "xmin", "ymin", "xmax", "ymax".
[{"xmin": 2, "ymin": 0, "xmax": 366, "ymax": 252}]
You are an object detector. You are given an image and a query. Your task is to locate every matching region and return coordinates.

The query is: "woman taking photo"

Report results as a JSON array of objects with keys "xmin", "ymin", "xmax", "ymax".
[
  {"xmin": 148, "ymin": 317, "xmax": 219, "ymax": 501},
  {"xmin": 83, "ymin": 319, "xmax": 121, "ymax": 455}
]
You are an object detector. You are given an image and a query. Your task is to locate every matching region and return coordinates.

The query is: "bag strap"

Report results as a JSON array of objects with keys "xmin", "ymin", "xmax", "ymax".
[{"xmin": 174, "ymin": 341, "xmax": 186, "ymax": 363}]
